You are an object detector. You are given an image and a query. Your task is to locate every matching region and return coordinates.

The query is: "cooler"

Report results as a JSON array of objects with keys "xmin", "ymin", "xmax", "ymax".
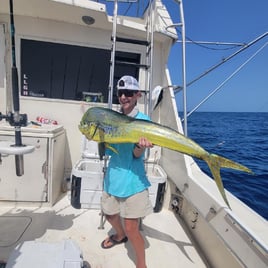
[
  {"xmin": 71, "ymin": 138, "xmax": 167, "ymax": 212},
  {"xmin": 146, "ymin": 163, "xmax": 167, "ymax": 212},
  {"xmin": 71, "ymin": 158, "xmax": 104, "ymax": 209},
  {"xmin": 6, "ymin": 240, "xmax": 83, "ymax": 268},
  {"xmin": 70, "ymin": 138, "xmax": 104, "ymax": 209}
]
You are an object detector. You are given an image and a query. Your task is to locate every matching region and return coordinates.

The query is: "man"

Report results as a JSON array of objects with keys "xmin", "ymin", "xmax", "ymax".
[{"xmin": 101, "ymin": 75, "xmax": 153, "ymax": 268}]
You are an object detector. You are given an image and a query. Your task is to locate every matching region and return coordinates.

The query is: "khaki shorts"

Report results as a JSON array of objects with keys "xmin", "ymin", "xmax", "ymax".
[{"xmin": 101, "ymin": 190, "xmax": 153, "ymax": 218}]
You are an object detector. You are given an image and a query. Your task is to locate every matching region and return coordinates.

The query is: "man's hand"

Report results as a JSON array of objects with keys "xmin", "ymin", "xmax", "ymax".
[
  {"xmin": 133, "ymin": 137, "xmax": 153, "ymax": 158},
  {"xmin": 137, "ymin": 137, "xmax": 153, "ymax": 149}
]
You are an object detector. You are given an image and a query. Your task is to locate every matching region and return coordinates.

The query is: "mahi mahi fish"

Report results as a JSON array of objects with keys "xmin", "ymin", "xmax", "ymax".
[{"xmin": 79, "ymin": 107, "xmax": 253, "ymax": 208}]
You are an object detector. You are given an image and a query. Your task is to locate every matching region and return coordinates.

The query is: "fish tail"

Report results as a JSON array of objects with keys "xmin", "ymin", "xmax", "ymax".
[{"xmin": 204, "ymin": 154, "xmax": 253, "ymax": 209}]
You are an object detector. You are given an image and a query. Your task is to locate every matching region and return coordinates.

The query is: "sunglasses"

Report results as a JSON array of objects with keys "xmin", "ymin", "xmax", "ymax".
[{"xmin": 117, "ymin": 90, "xmax": 138, "ymax": 97}]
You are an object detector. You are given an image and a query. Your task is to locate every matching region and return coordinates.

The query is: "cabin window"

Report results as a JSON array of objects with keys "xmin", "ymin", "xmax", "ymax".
[{"xmin": 20, "ymin": 39, "xmax": 140, "ymax": 103}]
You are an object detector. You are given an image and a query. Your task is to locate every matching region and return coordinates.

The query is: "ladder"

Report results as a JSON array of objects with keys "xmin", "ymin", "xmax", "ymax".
[
  {"xmin": 107, "ymin": 0, "xmax": 155, "ymax": 116},
  {"xmin": 98, "ymin": 0, "xmax": 155, "ymax": 230}
]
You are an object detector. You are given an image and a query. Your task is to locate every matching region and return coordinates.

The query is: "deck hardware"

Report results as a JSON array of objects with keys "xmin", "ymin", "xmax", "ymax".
[
  {"xmin": 210, "ymin": 207, "xmax": 217, "ymax": 214},
  {"xmin": 191, "ymin": 212, "xmax": 199, "ymax": 229},
  {"xmin": 182, "ymin": 183, "xmax": 189, "ymax": 193},
  {"xmin": 206, "ymin": 207, "xmax": 217, "ymax": 221},
  {"xmin": 171, "ymin": 196, "xmax": 180, "ymax": 213},
  {"xmin": 171, "ymin": 194, "xmax": 183, "ymax": 214}
]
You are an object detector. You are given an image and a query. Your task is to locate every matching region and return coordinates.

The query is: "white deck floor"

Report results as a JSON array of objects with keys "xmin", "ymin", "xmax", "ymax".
[{"xmin": 0, "ymin": 194, "xmax": 207, "ymax": 267}]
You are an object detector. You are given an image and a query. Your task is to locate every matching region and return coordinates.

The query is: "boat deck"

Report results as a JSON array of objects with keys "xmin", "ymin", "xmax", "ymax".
[{"xmin": 0, "ymin": 194, "xmax": 208, "ymax": 267}]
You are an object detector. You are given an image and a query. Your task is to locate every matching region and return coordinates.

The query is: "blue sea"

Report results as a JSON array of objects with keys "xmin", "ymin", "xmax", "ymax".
[{"xmin": 185, "ymin": 112, "xmax": 268, "ymax": 220}]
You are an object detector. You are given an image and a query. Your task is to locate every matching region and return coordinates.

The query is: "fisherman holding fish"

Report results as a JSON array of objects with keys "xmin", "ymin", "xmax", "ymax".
[
  {"xmin": 80, "ymin": 76, "xmax": 253, "ymax": 267},
  {"xmin": 100, "ymin": 76, "xmax": 153, "ymax": 268}
]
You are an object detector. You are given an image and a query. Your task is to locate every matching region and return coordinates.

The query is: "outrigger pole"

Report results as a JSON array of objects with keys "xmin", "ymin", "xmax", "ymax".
[{"xmin": 185, "ymin": 32, "xmax": 268, "ymax": 88}]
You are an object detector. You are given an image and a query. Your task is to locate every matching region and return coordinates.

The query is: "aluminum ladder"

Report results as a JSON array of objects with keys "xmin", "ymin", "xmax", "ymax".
[{"xmin": 107, "ymin": 0, "xmax": 155, "ymax": 116}]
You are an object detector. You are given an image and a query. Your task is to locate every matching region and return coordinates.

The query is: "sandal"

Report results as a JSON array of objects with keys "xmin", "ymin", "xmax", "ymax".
[{"xmin": 101, "ymin": 235, "xmax": 128, "ymax": 249}]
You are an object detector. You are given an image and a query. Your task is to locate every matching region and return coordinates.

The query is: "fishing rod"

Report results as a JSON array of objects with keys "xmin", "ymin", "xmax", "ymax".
[
  {"xmin": 0, "ymin": 1, "xmax": 35, "ymax": 176},
  {"xmin": 0, "ymin": 0, "xmax": 30, "ymax": 177},
  {"xmin": 9, "ymin": 0, "xmax": 28, "ymax": 176}
]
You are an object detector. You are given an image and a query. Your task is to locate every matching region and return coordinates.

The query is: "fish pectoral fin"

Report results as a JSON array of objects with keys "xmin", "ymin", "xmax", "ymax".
[
  {"xmin": 105, "ymin": 143, "xmax": 118, "ymax": 154},
  {"xmin": 98, "ymin": 142, "xmax": 106, "ymax": 159},
  {"xmin": 98, "ymin": 126, "xmax": 106, "ymax": 142},
  {"xmin": 91, "ymin": 124, "xmax": 118, "ymax": 154}
]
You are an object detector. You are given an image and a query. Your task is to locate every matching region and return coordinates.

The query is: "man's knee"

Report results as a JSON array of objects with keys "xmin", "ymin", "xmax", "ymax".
[
  {"xmin": 124, "ymin": 218, "xmax": 139, "ymax": 234},
  {"xmin": 105, "ymin": 213, "xmax": 119, "ymax": 222}
]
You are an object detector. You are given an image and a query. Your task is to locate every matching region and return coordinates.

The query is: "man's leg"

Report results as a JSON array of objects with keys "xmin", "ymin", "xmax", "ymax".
[
  {"xmin": 101, "ymin": 214, "xmax": 127, "ymax": 248},
  {"xmin": 124, "ymin": 218, "xmax": 146, "ymax": 268}
]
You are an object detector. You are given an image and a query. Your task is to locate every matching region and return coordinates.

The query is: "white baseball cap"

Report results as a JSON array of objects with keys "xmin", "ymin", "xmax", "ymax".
[{"xmin": 117, "ymin": 75, "xmax": 140, "ymax": 91}]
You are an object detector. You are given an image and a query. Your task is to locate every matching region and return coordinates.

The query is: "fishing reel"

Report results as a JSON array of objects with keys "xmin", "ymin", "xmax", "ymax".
[
  {"xmin": 0, "ymin": 111, "xmax": 33, "ymax": 177},
  {"xmin": 0, "ymin": 111, "xmax": 28, "ymax": 127}
]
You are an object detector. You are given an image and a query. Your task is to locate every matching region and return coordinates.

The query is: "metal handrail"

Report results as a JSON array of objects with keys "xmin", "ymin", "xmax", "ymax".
[{"xmin": 107, "ymin": 0, "xmax": 118, "ymax": 109}]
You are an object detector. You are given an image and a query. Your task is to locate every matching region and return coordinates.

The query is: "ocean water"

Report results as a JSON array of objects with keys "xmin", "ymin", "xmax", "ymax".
[{"xmin": 185, "ymin": 112, "xmax": 268, "ymax": 220}]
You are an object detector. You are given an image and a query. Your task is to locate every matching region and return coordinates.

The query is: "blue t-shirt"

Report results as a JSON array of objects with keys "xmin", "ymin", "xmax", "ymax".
[{"xmin": 103, "ymin": 111, "xmax": 151, "ymax": 197}]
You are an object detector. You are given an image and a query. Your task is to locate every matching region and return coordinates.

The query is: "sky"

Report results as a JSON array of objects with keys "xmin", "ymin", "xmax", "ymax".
[{"xmin": 104, "ymin": 0, "xmax": 268, "ymax": 112}]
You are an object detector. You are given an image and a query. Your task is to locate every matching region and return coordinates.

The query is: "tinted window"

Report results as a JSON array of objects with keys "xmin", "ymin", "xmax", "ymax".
[{"xmin": 21, "ymin": 39, "xmax": 140, "ymax": 103}]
